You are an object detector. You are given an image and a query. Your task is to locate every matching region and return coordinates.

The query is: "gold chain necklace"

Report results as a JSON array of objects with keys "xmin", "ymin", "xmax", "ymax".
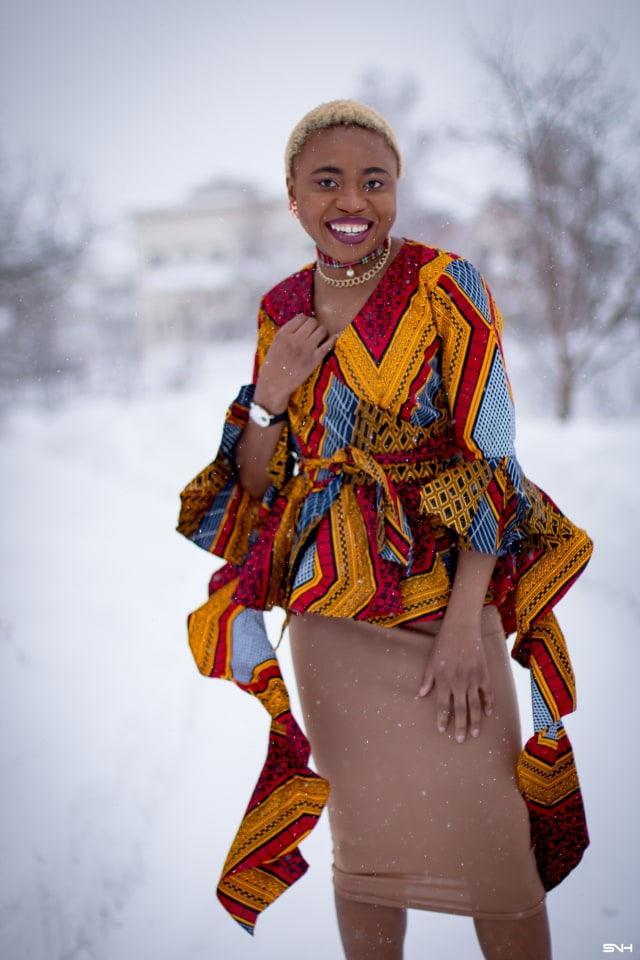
[{"xmin": 316, "ymin": 241, "xmax": 391, "ymax": 288}]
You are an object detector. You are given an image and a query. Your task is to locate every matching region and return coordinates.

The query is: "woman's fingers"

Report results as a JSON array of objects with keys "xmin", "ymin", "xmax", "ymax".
[
  {"xmin": 436, "ymin": 690, "xmax": 453, "ymax": 735},
  {"xmin": 434, "ymin": 686, "xmax": 482, "ymax": 742},
  {"xmin": 467, "ymin": 688, "xmax": 484, "ymax": 740},
  {"xmin": 421, "ymin": 673, "xmax": 494, "ymax": 742},
  {"xmin": 279, "ymin": 314, "xmax": 335, "ymax": 358},
  {"xmin": 418, "ymin": 666, "xmax": 434, "ymax": 698},
  {"xmin": 308, "ymin": 324, "xmax": 337, "ymax": 357},
  {"xmin": 261, "ymin": 314, "xmax": 336, "ymax": 401},
  {"xmin": 437, "ymin": 684, "xmax": 478, "ymax": 743},
  {"xmin": 284, "ymin": 312, "xmax": 311, "ymax": 333},
  {"xmin": 287, "ymin": 313, "xmax": 329, "ymax": 343},
  {"xmin": 418, "ymin": 628, "xmax": 496, "ymax": 743}
]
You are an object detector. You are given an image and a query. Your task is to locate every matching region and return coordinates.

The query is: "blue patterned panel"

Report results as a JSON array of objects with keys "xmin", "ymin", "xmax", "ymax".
[
  {"xmin": 219, "ymin": 383, "xmax": 255, "ymax": 459},
  {"xmin": 491, "ymin": 458, "xmax": 527, "ymax": 554},
  {"xmin": 466, "ymin": 495, "xmax": 500, "ymax": 554},
  {"xmin": 296, "ymin": 471, "xmax": 343, "ymax": 537},
  {"xmin": 191, "ymin": 478, "xmax": 237, "ymax": 550},
  {"xmin": 472, "ymin": 349, "xmax": 515, "ymax": 458},
  {"xmin": 546, "ymin": 720, "xmax": 563, "ymax": 741},
  {"xmin": 506, "ymin": 455, "xmax": 525, "ymax": 496},
  {"xmin": 445, "ymin": 259, "xmax": 491, "ymax": 324},
  {"xmin": 319, "ymin": 377, "xmax": 358, "ymax": 458},
  {"xmin": 292, "ymin": 540, "xmax": 318, "ymax": 591},
  {"xmin": 230, "ymin": 607, "xmax": 274, "ymax": 682},
  {"xmin": 412, "ymin": 354, "xmax": 444, "ymax": 428},
  {"xmin": 530, "ymin": 675, "xmax": 564, "ymax": 740},
  {"xmin": 531, "ymin": 673, "xmax": 554, "ymax": 732}
]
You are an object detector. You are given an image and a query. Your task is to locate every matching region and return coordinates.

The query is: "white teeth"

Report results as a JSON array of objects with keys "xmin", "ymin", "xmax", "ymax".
[{"xmin": 331, "ymin": 223, "xmax": 368, "ymax": 234}]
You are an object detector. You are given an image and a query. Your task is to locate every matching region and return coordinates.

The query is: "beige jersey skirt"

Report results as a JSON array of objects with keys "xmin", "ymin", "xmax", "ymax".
[{"xmin": 288, "ymin": 605, "xmax": 545, "ymax": 920}]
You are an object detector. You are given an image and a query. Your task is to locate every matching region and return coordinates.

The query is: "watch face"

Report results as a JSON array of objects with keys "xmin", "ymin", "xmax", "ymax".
[{"xmin": 250, "ymin": 403, "xmax": 271, "ymax": 427}]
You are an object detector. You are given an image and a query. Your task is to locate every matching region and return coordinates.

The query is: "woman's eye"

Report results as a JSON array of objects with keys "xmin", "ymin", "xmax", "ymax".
[
  {"xmin": 365, "ymin": 179, "xmax": 384, "ymax": 190},
  {"xmin": 317, "ymin": 178, "xmax": 338, "ymax": 188}
]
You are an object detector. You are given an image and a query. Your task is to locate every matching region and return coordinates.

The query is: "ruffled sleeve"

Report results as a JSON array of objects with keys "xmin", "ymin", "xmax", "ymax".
[
  {"xmin": 177, "ymin": 305, "xmax": 294, "ymax": 564},
  {"xmin": 177, "ymin": 382, "xmax": 293, "ymax": 565},
  {"xmin": 176, "ymin": 314, "xmax": 330, "ymax": 934},
  {"xmin": 422, "ymin": 256, "xmax": 529, "ymax": 556}
]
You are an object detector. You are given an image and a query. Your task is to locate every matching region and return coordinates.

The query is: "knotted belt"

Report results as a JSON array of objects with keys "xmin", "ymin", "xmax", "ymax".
[{"xmin": 294, "ymin": 445, "xmax": 414, "ymax": 567}]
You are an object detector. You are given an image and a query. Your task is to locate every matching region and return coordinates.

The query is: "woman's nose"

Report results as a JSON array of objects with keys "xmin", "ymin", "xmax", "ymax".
[{"xmin": 335, "ymin": 187, "xmax": 367, "ymax": 212}]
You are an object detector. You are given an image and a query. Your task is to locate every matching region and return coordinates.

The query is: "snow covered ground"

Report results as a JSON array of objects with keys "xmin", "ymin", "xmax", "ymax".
[{"xmin": 1, "ymin": 339, "xmax": 639, "ymax": 959}]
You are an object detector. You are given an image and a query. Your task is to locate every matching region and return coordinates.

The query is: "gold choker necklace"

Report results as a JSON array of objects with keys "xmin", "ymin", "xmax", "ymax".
[{"xmin": 316, "ymin": 241, "xmax": 391, "ymax": 288}]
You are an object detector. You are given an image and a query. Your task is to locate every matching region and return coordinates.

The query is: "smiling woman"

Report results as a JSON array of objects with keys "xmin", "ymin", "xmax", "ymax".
[
  {"xmin": 177, "ymin": 100, "xmax": 593, "ymax": 960},
  {"xmin": 286, "ymin": 125, "xmax": 398, "ymax": 315}
]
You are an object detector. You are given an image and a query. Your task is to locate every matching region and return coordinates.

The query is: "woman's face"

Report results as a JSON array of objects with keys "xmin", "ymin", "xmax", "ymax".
[{"xmin": 287, "ymin": 125, "xmax": 398, "ymax": 260}]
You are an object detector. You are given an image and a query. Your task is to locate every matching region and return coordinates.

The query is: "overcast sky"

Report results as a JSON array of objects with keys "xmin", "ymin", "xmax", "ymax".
[{"xmin": 1, "ymin": 0, "xmax": 639, "ymax": 225}]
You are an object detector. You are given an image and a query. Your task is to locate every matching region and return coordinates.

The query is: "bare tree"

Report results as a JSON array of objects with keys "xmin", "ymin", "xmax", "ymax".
[
  {"xmin": 474, "ymin": 41, "xmax": 640, "ymax": 419},
  {"xmin": 0, "ymin": 143, "xmax": 92, "ymax": 405}
]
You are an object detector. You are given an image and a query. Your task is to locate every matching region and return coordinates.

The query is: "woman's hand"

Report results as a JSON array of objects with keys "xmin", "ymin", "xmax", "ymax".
[
  {"xmin": 418, "ymin": 615, "xmax": 494, "ymax": 743},
  {"xmin": 236, "ymin": 314, "xmax": 337, "ymax": 499},
  {"xmin": 417, "ymin": 549, "xmax": 497, "ymax": 743},
  {"xmin": 254, "ymin": 313, "xmax": 338, "ymax": 413}
]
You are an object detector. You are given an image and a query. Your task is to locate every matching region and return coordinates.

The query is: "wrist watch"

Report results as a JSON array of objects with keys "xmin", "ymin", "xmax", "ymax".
[{"xmin": 249, "ymin": 401, "xmax": 288, "ymax": 428}]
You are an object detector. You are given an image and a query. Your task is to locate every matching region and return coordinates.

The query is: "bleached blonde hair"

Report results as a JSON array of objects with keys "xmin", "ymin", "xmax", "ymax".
[{"xmin": 285, "ymin": 99, "xmax": 403, "ymax": 179}]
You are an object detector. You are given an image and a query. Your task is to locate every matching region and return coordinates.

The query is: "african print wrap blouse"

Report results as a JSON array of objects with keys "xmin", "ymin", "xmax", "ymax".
[{"xmin": 178, "ymin": 241, "xmax": 593, "ymax": 933}]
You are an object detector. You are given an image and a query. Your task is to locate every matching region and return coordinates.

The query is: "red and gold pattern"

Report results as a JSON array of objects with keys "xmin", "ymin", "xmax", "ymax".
[
  {"xmin": 186, "ymin": 564, "xmax": 330, "ymax": 933},
  {"xmin": 177, "ymin": 241, "xmax": 593, "ymax": 928}
]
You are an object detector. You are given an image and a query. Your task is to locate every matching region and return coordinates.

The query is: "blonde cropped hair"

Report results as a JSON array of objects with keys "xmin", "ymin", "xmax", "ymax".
[{"xmin": 285, "ymin": 99, "xmax": 403, "ymax": 179}]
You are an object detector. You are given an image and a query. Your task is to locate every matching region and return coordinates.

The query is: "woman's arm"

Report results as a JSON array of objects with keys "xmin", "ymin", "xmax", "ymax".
[
  {"xmin": 418, "ymin": 548, "xmax": 497, "ymax": 743},
  {"xmin": 417, "ymin": 261, "xmax": 520, "ymax": 741},
  {"xmin": 235, "ymin": 313, "xmax": 337, "ymax": 498}
]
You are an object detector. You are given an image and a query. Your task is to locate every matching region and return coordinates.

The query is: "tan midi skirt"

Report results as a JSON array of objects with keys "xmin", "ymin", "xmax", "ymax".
[{"xmin": 288, "ymin": 606, "xmax": 545, "ymax": 920}]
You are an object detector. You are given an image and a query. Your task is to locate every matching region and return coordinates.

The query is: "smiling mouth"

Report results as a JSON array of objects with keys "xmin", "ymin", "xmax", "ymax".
[{"xmin": 326, "ymin": 219, "xmax": 373, "ymax": 242}]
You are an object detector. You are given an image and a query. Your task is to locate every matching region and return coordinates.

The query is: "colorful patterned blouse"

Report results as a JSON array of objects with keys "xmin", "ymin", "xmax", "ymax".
[{"xmin": 177, "ymin": 241, "xmax": 593, "ymax": 933}]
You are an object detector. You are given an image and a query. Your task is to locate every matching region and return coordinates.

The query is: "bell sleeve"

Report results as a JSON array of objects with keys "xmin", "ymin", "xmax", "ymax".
[
  {"xmin": 176, "ymin": 309, "xmax": 330, "ymax": 934},
  {"xmin": 176, "ymin": 309, "xmax": 292, "ymax": 565},
  {"xmin": 422, "ymin": 256, "xmax": 530, "ymax": 556}
]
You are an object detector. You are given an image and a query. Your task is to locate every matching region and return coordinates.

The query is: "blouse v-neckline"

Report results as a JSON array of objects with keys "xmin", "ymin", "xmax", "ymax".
[{"xmin": 308, "ymin": 240, "xmax": 409, "ymax": 339}]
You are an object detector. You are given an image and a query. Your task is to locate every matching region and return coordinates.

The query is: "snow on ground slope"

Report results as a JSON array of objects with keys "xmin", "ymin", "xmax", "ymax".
[{"xmin": 1, "ymin": 340, "xmax": 638, "ymax": 959}]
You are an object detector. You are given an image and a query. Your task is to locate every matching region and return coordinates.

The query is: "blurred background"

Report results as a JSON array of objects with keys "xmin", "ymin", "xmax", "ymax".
[
  {"xmin": 1, "ymin": 1, "xmax": 639, "ymax": 958},
  {"xmin": 1, "ymin": 0, "xmax": 639, "ymax": 419}
]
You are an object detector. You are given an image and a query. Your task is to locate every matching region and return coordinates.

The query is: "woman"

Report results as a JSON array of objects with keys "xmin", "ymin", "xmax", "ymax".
[{"xmin": 178, "ymin": 101, "xmax": 592, "ymax": 959}]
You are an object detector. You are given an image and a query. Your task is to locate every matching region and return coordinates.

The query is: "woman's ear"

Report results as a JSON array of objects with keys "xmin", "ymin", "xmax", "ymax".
[{"xmin": 287, "ymin": 179, "xmax": 298, "ymax": 219}]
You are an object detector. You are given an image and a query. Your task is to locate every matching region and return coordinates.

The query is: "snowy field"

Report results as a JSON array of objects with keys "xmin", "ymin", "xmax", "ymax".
[{"xmin": 1, "ymin": 339, "xmax": 639, "ymax": 960}]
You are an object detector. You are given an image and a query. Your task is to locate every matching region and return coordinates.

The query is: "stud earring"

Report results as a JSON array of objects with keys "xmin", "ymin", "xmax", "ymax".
[{"xmin": 289, "ymin": 199, "xmax": 299, "ymax": 219}]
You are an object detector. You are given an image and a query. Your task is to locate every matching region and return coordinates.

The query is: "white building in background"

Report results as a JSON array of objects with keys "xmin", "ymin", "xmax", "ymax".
[
  {"xmin": 134, "ymin": 179, "xmax": 534, "ymax": 353},
  {"xmin": 134, "ymin": 179, "xmax": 310, "ymax": 347}
]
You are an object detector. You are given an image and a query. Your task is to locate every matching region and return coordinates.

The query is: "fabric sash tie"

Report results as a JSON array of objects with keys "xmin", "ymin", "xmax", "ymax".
[{"xmin": 296, "ymin": 445, "xmax": 413, "ymax": 567}]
